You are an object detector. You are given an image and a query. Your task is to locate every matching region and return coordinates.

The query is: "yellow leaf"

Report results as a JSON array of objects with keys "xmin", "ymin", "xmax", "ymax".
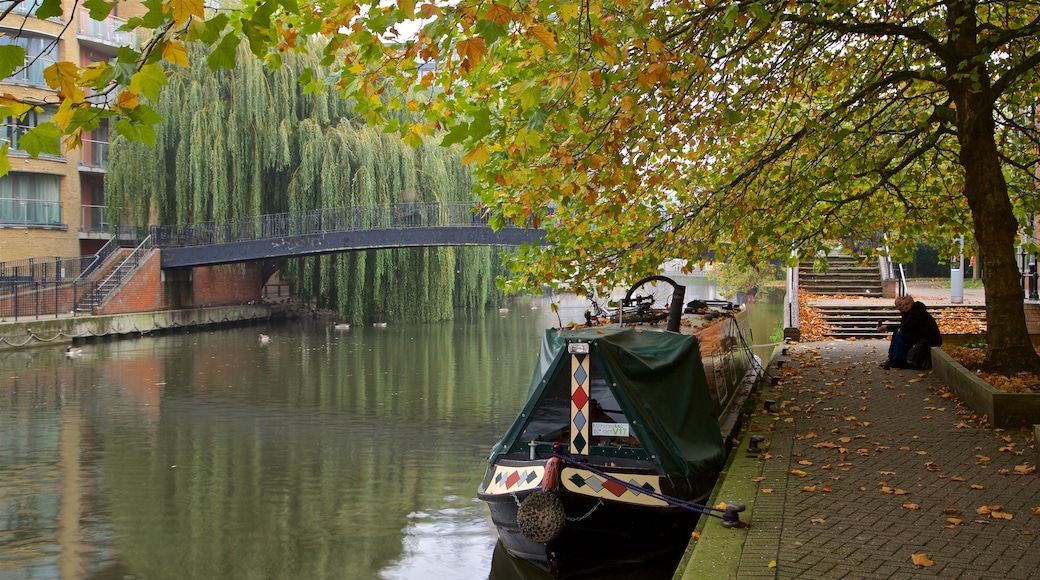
[
  {"xmin": 461, "ymin": 143, "xmax": 489, "ymax": 165},
  {"xmin": 528, "ymin": 25, "xmax": 557, "ymax": 52},
  {"xmin": 802, "ymin": 485, "xmax": 816, "ymax": 492},
  {"xmin": 767, "ymin": 560, "xmax": 777, "ymax": 568},
  {"xmin": 911, "ymin": 553, "xmax": 934, "ymax": 567},
  {"xmin": 761, "ymin": 488, "xmax": 773, "ymax": 493},
  {"xmin": 167, "ymin": 0, "xmax": 205, "ymax": 25},
  {"xmin": 162, "ymin": 41, "xmax": 190, "ymax": 67},
  {"xmin": 789, "ymin": 469, "xmax": 808, "ymax": 477},
  {"xmin": 991, "ymin": 511, "xmax": 1013, "ymax": 520},
  {"xmin": 116, "ymin": 90, "xmax": 139, "ymax": 111},
  {"xmin": 969, "ymin": 483, "xmax": 984, "ymax": 490},
  {"xmin": 43, "ymin": 62, "xmax": 84, "ymax": 102}
]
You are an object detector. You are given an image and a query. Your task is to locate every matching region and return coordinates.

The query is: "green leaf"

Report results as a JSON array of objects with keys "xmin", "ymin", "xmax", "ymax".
[
  {"xmin": 242, "ymin": 20, "xmax": 269, "ymax": 57},
  {"xmin": 35, "ymin": 0, "xmax": 64, "ymax": 19},
  {"xmin": 184, "ymin": 13, "xmax": 230, "ymax": 45},
  {"xmin": 206, "ymin": 34, "xmax": 241, "ymax": 71},
  {"xmin": 527, "ymin": 106, "xmax": 548, "ymax": 132},
  {"xmin": 83, "ymin": 0, "xmax": 116, "ymax": 20},
  {"xmin": 0, "ymin": 143, "xmax": 10, "ymax": 178},
  {"xmin": 469, "ymin": 108, "xmax": 492, "ymax": 141},
  {"xmin": 0, "ymin": 45, "xmax": 25, "ymax": 80},
  {"xmin": 19, "ymin": 122, "xmax": 63, "ymax": 157},
  {"xmin": 440, "ymin": 122, "xmax": 470, "ymax": 147},
  {"xmin": 130, "ymin": 63, "xmax": 168, "ymax": 101},
  {"xmin": 475, "ymin": 19, "xmax": 507, "ymax": 45}
]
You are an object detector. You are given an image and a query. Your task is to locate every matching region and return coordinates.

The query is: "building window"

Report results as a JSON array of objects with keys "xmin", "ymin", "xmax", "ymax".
[
  {"xmin": 2, "ymin": 108, "xmax": 55, "ymax": 154},
  {"xmin": 0, "ymin": 32, "xmax": 58, "ymax": 87},
  {"xmin": 0, "ymin": 172, "xmax": 62, "ymax": 227}
]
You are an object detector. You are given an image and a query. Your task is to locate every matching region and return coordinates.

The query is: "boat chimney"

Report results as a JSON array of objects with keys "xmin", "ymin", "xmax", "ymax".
[{"xmin": 666, "ymin": 284, "xmax": 686, "ymax": 332}]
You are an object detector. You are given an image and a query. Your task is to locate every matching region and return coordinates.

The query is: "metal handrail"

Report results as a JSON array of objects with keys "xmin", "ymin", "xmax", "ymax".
[
  {"xmin": 92, "ymin": 235, "xmax": 153, "ymax": 308},
  {"xmin": 148, "ymin": 202, "xmax": 527, "ymax": 249}
]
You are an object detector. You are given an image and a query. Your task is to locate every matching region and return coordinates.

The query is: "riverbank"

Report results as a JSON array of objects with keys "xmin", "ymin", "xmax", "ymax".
[
  {"xmin": 678, "ymin": 281, "xmax": 1040, "ymax": 579},
  {"xmin": 0, "ymin": 304, "xmax": 284, "ymax": 350}
]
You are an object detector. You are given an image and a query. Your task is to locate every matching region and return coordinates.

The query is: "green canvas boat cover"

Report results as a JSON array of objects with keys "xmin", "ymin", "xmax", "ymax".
[{"xmin": 488, "ymin": 326, "xmax": 727, "ymax": 477}]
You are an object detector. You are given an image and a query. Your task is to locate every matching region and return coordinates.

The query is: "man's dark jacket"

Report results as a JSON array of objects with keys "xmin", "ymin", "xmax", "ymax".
[{"xmin": 897, "ymin": 301, "xmax": 943, "ymax": 346}]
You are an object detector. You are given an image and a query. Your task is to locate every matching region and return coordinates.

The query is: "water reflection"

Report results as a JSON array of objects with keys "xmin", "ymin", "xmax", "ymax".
[{"xmin": 0, "ymin": 284, "xmax": 782, "ymax": 580}]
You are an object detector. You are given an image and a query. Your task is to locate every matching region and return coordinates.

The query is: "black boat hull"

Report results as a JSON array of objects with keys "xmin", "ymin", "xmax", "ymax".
[{"xmin": 478, "ymin": 458, "xmax": 718, "ymax": 577}]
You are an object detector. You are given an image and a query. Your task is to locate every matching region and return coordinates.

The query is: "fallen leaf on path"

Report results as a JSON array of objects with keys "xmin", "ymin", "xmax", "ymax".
[
  {"xmin": 991, "ymin": 511, "xmax": 1014, "ymax": 520},
  {"xmin": 802, "ymin": 485, "xmax": 817, "ymax": 492},
  {"xmin": 810, "ymin": 518, "xmax": 825, "ymax": 524},
  {"xmin": 1032, "ymin": 507, "xmax": 1040, "ymax": 516},
  {"xmin": 1014, "ymin": 464, "xmax": 1036, "ymax": 475},
  {"xmin": 903, "ymin": 503, "xmax": 920, "ymax": 510},
  {"xmin": 946, "ymin": 518, "xmax": 963, "ymax": 526},
  {"xmin": 752, "ymin": 476, "xmax": 766, "ymax": 482},
  {"xmin": 911, "ymin": 553, "xmax": 935, "ymax": 567},
  {"xmin": 790, "ymin": 469, "xmax": 809, "ymax": 477}
]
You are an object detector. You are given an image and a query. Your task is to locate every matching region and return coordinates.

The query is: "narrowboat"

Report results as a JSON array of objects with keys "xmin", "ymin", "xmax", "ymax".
[{"xmin": 478, "ymin": 276, "xmax": 758, "ymax": 577}]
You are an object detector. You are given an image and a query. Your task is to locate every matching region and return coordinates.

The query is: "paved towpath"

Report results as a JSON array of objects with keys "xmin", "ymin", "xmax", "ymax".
[{"xmin": 682, "ymin": 337, "xmax": 1040, "ymax": 579}]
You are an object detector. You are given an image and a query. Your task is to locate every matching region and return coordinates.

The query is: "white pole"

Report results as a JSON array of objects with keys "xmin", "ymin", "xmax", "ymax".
[{"xmin": 950, "ymin": 236, "xmax": 964, "ymax": 304}]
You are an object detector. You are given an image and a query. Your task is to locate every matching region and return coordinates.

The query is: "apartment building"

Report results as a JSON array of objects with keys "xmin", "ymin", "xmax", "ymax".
[{"xmin": 0, "ymin": 0, "xmax": 144, "ymax": 264}]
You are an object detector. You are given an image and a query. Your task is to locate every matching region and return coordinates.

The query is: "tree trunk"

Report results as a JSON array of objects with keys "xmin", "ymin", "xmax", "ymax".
[{"xmin": 956, "ymin": 93, "xmax": 1040, "ymax": 374}]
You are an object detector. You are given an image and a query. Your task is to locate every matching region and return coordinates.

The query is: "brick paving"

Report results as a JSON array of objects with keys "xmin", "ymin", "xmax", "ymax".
[{"xmin": 733, "ymin": 339, "xmax": 1040, "ymax": 579}]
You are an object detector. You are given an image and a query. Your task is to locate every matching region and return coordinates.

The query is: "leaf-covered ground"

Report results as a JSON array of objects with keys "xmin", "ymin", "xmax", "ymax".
[{"xmin": 799, "ymin": 291, "xmax": 1040, "ymax": 394}]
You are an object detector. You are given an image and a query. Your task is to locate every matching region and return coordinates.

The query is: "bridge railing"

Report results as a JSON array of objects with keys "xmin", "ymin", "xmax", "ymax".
[{"xmin": 150, "ymin": 202, "xmax": 498, "ymax": 248}]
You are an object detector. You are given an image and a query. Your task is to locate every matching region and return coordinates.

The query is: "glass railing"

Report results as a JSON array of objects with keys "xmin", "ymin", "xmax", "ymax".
[
  {"xmin": 80, "ymin": 138, "xmax": 109, "ymax": 169},
  {"xmin": 77, "ymin": 8, "xmax": 135, "ymax": 46},
  {"xmin": 80, "ymin": 204, "xmax": 109, "ymax": 233},
  {"xmin": 0, "ymin": 198, "xmax": 62, "ymax": 227}
]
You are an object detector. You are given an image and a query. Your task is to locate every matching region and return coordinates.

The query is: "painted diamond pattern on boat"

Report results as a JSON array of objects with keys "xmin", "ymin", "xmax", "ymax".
[
  {"xmin": 493, "ymin": 468, "xmax": 541, "ymax": 490},
  {"xmin": 572, "ymin": 432, "xmax": 587, "ymax": 453},
  {"xmin": 572, "ymin": 409, "xmax": 587, "ymax": 431},
  {"xmin": 602, "ymin": 478, "xmax": 629, "ymax": 497},
  {"xmin": 566, "ymin": 472, "xmax": 658, "ymax": 498},
  {"xmin": 572, "ymin": 356, "xmax": 588, "ymax": 384},
  {"xmin": 571, "ymin": 385, "xmax": 589, "ymax": 409}
]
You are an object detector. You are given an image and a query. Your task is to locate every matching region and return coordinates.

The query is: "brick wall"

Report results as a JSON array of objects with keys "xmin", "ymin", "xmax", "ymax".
[
  {"xmin": 97, "ymin": 252, "xmax": 166, "ymax": 315},
  {"xmin": 192, "ymin": 263, "xmax": 264, "ymax": 307},
  {"xmin": 96, "ymin": 253, "xmax": 264, "ymax": 315},
  {"xmin": 1025, "ymin": 302, "xmax": 1040, "ymax": 335}
]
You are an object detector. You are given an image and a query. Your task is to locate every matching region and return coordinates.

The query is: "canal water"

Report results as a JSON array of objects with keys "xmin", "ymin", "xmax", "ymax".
[{"xmin": 0, "ymin": 281, "xmax": 783, "ymax": 580}]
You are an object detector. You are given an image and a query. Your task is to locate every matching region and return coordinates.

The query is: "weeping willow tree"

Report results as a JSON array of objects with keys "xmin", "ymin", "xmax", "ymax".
[{"xmin": 106, "ymin": 44, "xmax": 507, "ymax": 322}]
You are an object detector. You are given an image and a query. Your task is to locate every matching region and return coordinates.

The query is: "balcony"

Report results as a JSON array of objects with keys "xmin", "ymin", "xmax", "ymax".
[
  {"xmin": 80, "ymin": 204, "xmax": 111, "ymax": 237},
  {"xmin": 0, "ymin": 198, "xmax": 63, "ymax": 228},
  {"xmin": 79, "ymin": 138, "xmax": 109, "ymax": 171},
  {"xmin": 77, "ymin": 9, "xmax": 137, "ymax": 52}
]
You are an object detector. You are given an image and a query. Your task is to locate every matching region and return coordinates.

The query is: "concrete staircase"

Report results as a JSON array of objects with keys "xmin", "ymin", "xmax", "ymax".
[
  {"xmin": 799, "ymin": 256, "xmax": 884, "ymax": 297},
  {"xmin": 812, "ymin": 303, "xmax": 986, "ymax": 339},
  {"xmin": 801, "ymin": 256, "xmax": 987, "ymax": 339}
]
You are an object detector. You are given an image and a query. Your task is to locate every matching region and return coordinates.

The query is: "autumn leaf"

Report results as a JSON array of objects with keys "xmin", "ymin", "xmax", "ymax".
[
  {"xmin": 527, "ymin": 25, "xmax": 557, "ymax": 52},
  {"xmin": 751, "ymin": 476, "xmax": 766, "ymax": 482},
  {"xmin": 462, "ymin": 143, "xmax": 489, "ymax": 165},
  {"xmin": 43, "ymin": 62, "xmax": 85, "ymax": 102},
  {"xmin": 969, "ymin": 484, "xmax": 984, "ymax": 490},
  {"xmin": 163, "ymin": 41, "xmax": 190, "ymax": 67},
  {"xmin": 946, "ymin": 517, "xmax": 963, "ymax": 525},
  {"xmin": 1032, "ymin": 507, "xmax": 1040, "ymax": 516},
  {"xmin": 802, "ymin": 485, "xmax": 817, "ymax": 492},
  {"xmin": 790, "ymin": 469, "xmax": 809, "ymax": 477},
  {"xmin": 167, "ymin": 0, "xmax": 205, "ymax": 24},
  {"xmin": 911, "ymin": 553, "xmax": 935, "ymax": 567},
  {"xmin": 810, "ymin": 517, "xmax": 825, "ymax": 524},
  {"xmin": 457, "ymin": 37, "xmax": 487, "ymax": 71},
  {"xmin": 1014, "ymin": 464, "xmax": 1036, "ymax": 475},
  {"xmin": 903, "ymin": 503, "xmax": 920, "ymax": 510}
]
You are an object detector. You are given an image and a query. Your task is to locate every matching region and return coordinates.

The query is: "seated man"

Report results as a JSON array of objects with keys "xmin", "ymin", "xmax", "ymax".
[{"xmin": 877, "ymin": 295, "xmax": 943, "ymax": 369}]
